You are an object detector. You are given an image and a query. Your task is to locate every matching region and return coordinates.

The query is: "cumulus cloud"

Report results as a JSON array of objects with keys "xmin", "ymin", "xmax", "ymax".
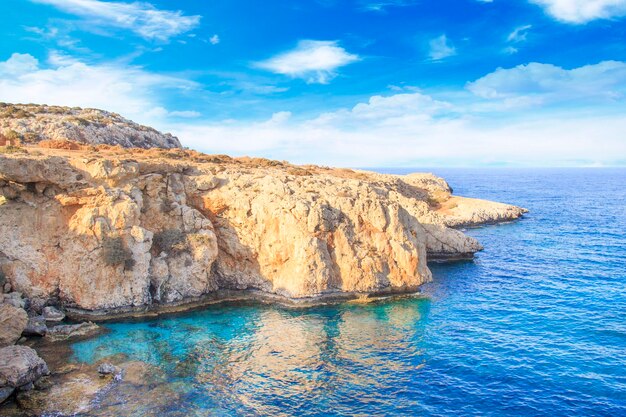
[
  {"xmin": 0, "ymin": 52, "xmax": 197, "ymax": 126},
  {"xmin": 428, "ymin": 35, "xmax": 456, "ymax": 61},
  {"xmin": 529, "ymin": 0, "xmax": 626, "ymax": 23},
  {"xmin": 255, "ymin": 40, "xmax": 359, "ymax": 84},
  {"xmin": 31, "ymin": 0, "xmax": 201, "ymax": 41},
  {"xmin": 209, "ymin": 34, "xmax": 220, "ymax": 45},
  {"xmin": 467, "ymin": 61, "xmax": 626, "ymax": 104}
]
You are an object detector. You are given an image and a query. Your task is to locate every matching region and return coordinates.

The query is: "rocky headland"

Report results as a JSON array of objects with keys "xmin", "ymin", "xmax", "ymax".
[{"xmin": 0, "ymin": 104, "xmax": 526, "ymax": 414}]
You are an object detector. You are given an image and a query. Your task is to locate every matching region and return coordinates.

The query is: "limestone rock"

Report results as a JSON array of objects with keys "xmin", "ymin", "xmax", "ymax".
[
  {"xmin": 1, "ymin": 292, "xmax": 25, "ymax": 309},
  {"xmin": 0, "ymin": 103, "xmax": 181, "ymax": 149},
  {"xmin": 0, "ymin": 304, "xmax": 28, "ymax": 347},
  {"xmin": 0, "ymin": 143, "xmax": 527, "ymax": 314},
  {"xmin": 16, "ymin": 370, "xmax": 110, "ymax": 415},
  {"xmin": 46, "ymin": 322, "xmax": 100, "ymax": 342},
  {"xmin": 23, "ymin": 316, "xmax": 47, "ymax": 337},
  {"xmin": 42, "ymin": 306, "xmax": 65, "ymax": 322},
  {"xmin": 0, "ymin": 345, "xmax": 49, "ymax": 403}
]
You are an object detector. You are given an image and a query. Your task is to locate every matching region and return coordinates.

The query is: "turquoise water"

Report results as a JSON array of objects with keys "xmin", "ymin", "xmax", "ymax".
[{"xmin": 72, "ymin": 168, "xmax": 626, "ymax": 416}]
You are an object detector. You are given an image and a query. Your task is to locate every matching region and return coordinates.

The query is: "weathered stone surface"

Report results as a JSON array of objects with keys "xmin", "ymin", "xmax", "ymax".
[
  {"xmin": 42, "ymin": 306, "xmax": 65, "ymax": 322},
  {"xmin": 46, "ymin": 322, "xmax": 100, "ymax": 342},
  {"xmin": 0, "ymin": 144, "xmax": 526, "ymax": 313},
  {"xmin": 0, "ymin": 345, "xmax": 49, "ymax": 390},
  {"xmin": 0, "ymin": 304, "xmax": 28, "ymax": 347},
  {"xmin": 1, "ymin": 292, "xmax": 25, "ymax": 309},
  {"xmin": 0, "ymin": 103, "xmax": 181, "ymax": 149},
  {"xmin": 23, "ymin": 316, "xmax": 47, "ymax": 337},
  {"xmin": 97, "ymin": 363, "xmax": 119, "ymax": 377}
]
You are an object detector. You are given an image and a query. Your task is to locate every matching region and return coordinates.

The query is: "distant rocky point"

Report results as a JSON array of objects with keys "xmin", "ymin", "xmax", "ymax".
[{"xmin": 0, "ymin": 103, "xmax": 181, "ymax": 149}]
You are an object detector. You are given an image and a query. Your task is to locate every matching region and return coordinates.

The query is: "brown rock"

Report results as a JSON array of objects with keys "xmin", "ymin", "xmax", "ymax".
[
  {"xmin": 0, "ymin": 304, "xmax": 28, "ymax": 347},
  {"xmin": 0, "ymin": 345, "xmax": 49, "ymax": 395}
]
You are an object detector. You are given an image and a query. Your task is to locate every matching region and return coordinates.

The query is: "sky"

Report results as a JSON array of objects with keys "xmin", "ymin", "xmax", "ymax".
[{"xmin": 1, "ymin": 0, "xmax": 626, "ymax": 167}]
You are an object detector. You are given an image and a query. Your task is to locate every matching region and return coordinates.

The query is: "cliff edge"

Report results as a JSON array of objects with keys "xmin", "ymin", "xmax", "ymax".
[{"xmin": 0, "ymin": 143, "xmax": 526, "ymax": 316}]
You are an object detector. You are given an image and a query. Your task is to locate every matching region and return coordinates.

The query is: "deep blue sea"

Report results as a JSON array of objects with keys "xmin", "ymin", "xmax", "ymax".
[{"xmin": 71, "ymin": 168, "xmax": 626, "ymax": 416}]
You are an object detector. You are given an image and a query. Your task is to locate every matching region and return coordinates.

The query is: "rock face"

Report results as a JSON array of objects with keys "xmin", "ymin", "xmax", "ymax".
[
  {"xmin": 0, "ymin": 103, "xmax": 181, "ymax": 149},
  {"xmin": 0, "ymin": 304, "xmax": 27, "ymax": 347},
  {"xmin": 0, "ymin": 145, "xmax": 526, "ymax": 314}
]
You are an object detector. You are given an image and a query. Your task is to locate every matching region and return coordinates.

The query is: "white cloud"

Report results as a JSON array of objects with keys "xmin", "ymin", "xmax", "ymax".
[
  {"xmin": 255, "ymin": 40, "xmax": 359, "ymax": 84},
  {"xmin": 428, "ymin": 35, "xmax": 456, "ymax": 61},
  {"xmin": 164, "ymin": 62, "xmax": 626, "ymax": 167},
  {"xmin": 146, "ymin": 107, "xmax": 201, "ymax": 118},
  {"xmin": 168, "ymin": 98, "xmax": 626, "ymax": 167},
  {"xmin": 0, "ymin": 52, "xmax": 197, "ymax": 126},
  {"xmin": 507, "ymin": 25, "xmax": 532, "ymax": 42},
  {"xmin": 2, "ymin": 50, "xmax": 625, "ymax": 167},
  {"xmin": 529, "ymin": 0, "xmax": 626, "ymax": 23},
  {"xmin": 209, "ymin": 34, "xmax": 220, "ymax": 45},
  {"xmin": 31, "ymin": 0, "xmax": 201, "ymax": 41},
  {"xmin": 467, "ymin": 61, "xmax": 626, "ymax": 103}
]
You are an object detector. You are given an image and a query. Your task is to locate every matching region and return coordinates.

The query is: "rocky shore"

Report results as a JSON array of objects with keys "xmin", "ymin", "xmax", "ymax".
[
  {"xmin": 0, "ymin": 106, "xmax": 526, "ymax": 414},
  {"xmin": 0, "ymin": 143, "xmax": 526, "ymax": 317}
]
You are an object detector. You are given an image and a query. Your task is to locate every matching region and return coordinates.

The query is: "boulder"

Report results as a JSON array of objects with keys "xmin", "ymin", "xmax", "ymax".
[
  {"xmin": 0, "ymin": 345, "xmax": 49, "ymax": 403},
  {"xmin": 97, "ymin": 362, "xmax": 121, "ymax": 381},
  {"xmin": 0, "ymin": 304, "xmax": 28, "ymax": 347}
]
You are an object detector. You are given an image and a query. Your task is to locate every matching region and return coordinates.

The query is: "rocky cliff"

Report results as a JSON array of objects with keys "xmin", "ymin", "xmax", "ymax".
[
  {"xmin": 0, "ymin": 143, "xmax": 526, "ymax": 316},
  {"xmin": 0, "ymin": 103, "xmax": 181, "ymax": 149}
]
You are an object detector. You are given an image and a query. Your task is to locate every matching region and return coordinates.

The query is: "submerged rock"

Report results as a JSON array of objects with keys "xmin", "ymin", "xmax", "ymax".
[
  {"xmin": 0, "ymin": 304, "xmax": 28, "ymax": 347},
  {"xmin": 46, "ymin": 322, "xmax": 100, "ymax": 342},
  {"xmin": 16, "ymin": 370, "xmax": 111, "ymax": 415}
]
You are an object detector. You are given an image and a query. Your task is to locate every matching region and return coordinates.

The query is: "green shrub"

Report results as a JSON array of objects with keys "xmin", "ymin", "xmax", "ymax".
[{"xmin": 102, "ymin": 236, "xmax": 133, "ymax": 267}]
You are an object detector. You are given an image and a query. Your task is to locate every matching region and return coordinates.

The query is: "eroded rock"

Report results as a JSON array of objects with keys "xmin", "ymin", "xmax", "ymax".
[
  {"xmin": 0, "ymin": 304, "xmax": 28, "ymax": 347},
  {"xmin": 42, "ymin": 306, "xmax": 65, "ymax": 323},
  {"xmin": 0, "ymin": 345, "xmax": 49, "ymax": 403},
  {"xmin": 46, "ymin": 322, "xmax": 100, "ymax": 342}
]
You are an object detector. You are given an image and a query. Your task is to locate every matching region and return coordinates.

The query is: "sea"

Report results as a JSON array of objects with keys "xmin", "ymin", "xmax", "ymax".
[{"xmin": 69, "ymin": 168, "xmax": 626, "ymax": 416}]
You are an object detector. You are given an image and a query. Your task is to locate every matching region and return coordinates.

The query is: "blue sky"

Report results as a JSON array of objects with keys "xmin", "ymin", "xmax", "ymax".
[{"xmin": 1, "ymin": 0, "xmax": 626, "ymax": 166}]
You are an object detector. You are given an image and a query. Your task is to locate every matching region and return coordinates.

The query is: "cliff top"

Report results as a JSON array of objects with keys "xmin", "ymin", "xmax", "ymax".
[{"xmin": 0, "ymin": 103, "xmax": 181, "ymax": 149}]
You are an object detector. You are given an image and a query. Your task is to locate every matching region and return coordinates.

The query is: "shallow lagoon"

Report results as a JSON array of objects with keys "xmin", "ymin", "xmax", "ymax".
[{"xmin": 71, "ymin": 168, "xmax": 626, "ymax": 416}]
